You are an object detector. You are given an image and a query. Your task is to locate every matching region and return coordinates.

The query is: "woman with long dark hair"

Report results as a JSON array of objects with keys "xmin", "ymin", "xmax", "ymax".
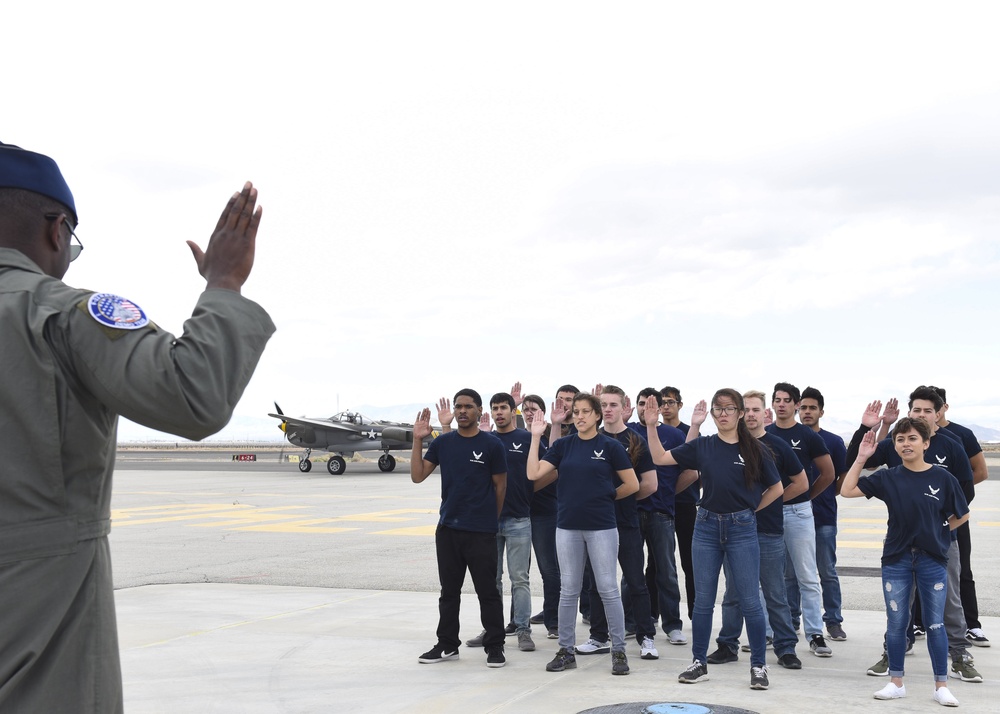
[{"xmin": 643, "ymin": 388, "xmax": 783, "ymax": 691}]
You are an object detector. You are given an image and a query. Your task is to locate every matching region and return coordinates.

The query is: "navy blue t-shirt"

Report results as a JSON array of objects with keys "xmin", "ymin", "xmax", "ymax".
[
  {"xmin": 494, "ymin": 428, "xmax": 541, "ymax": 520},
  {"xmin": 542, "ymin": 432, "xmax": 632, "ymax": 530},
  {"xmin": 628, "ymin": 422, "xmax": 685, "ymax": 516},
  {"xmin": 669, "ymin": 435, "xmax": 780, "ymax": 514},
  {"xmin": 602, "ymin": 427, "xmax": 655, "ymax": 528},
  {"xmin": 423, "ymin": 430, "xmax": 508, "ymax": 533},
  {"xmin": 857, "ymin": 464, "xmax": 969, "ymax": 566},
  {"xmin": 755, "ymin": 432, "xmax": 804, "ymax": 535},
  {"xmin": 529, "ymin": 435, "xmax": 556, "ymax": 517},
  {"xmin": 941, "ymin": 421, "xmax": 983, "ymax": 459},
  {"xmin": 764, "ymin": 423, "xmax": 830, "ymax": 504},
  {"xmin": 864, "ymin": 429, "xmax": 974, "ymax": 484},
  {"xmin": 811, "ymin": 428, "xmax": 847, "ymax": 528},
  {"xmin": 669, "ymin": 422, "xmax": 702, "ymax": 506}
]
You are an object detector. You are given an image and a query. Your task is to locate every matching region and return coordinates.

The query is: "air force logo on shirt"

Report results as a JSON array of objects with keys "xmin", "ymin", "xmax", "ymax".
[
  {"xmin": 925, "ymin": 484, "xmax": 941, "ymax": 501},
  {"xmin": 87, "ymin": 293, "xmax": 149, "ymax": 330},
  {"xmin": 791, "ymin": 439, "xmax": 802, "ymax": 449},
  {"xmin": 471, "ymin": 450, "xmax": 485, "ymax": 464},
  {"xmin": 935, "ymin": 455, "xmax": 948, "ymax": 467},
  {"xmin": 510, "ymin": 442, "xmax": 524, "ymax": 454},
  {"xmin": 592, "ymin": 450, "xmax": 605, "ymax": 461},
  {"xmin": 733, "ymin": 454, "xmax": 745, "ymax": 467}
]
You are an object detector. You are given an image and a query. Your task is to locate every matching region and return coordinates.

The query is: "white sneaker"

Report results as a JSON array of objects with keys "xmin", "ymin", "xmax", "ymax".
[
  {"xmin": 667, "ymin": 629, "xmax": 688, "ymax": 645},
  {"xmin": 934, "ymin": 687, "xmax": 959, "ymax": 707},
  {"xmin": 874, "ymin": 682, "xmax": 906, "ymax": 700},
  {"xmin": 640, "ymin": 637, "xmax": 659, "ymax": 660},
  {"xmin": 576, "ymin": 638, "xmax": 611, "ymax": 655}
]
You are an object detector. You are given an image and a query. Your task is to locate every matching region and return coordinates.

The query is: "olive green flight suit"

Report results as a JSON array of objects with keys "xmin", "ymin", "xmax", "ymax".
[{"xmin": 0, "ymin": 248, "xmax": 275, "ymax": 712}]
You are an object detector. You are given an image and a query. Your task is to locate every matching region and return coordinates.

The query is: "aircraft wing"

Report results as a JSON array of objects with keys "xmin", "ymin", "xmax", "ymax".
[{"xmin": 267, "ymin": 413, "xmax": 360, "ymax": 434}]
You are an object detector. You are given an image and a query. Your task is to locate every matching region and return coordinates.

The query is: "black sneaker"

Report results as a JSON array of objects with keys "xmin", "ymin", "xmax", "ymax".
[
  {"xmin": 777, "ymin": 653, "xmax": 802, "ymax": 669},
  {"xmin": 966, "ymin": 628, "xmax": 991, "ymax": 647},
  {"xmin": 707, "ymin": 646, "xmax": 738, "ymax": 664},
  {"xmin": 809, "ymin": 634, "xmax": 832, "ymax": 657},
  {"xmin": 505, "ymin": 622, "xmax": 517, "ymax": 636},
  {"xmin": 827, "ymin": 623, "xmax": 847, "ymax": 641},
  {"xmin": 912, "ymin": 626, "xmax": 926, "ymax": 639},
  {"xmin": 750, "ymin": 665, "xmax": 769, "ymax": 690},
  {"xmin": 530, "ymin": 612, "xmax": 544, "ymax": 624},
  {"xmin": 418, "ymin": 644, "xmax": 459, "ymax": 664},
  {"xmin": 678, "ymin": 659, "xmax": 709, "ymax": 683},
  {"xmin": 612, "ymin": 650, "xmax": 630, "ymax": 675},
  {"xmin": 546, "ymin": 647, "xmax": 577, "ymax": 672},
  {"xmin": 486, "ymin": 645, "xmax": 506, "ymax": 668}
]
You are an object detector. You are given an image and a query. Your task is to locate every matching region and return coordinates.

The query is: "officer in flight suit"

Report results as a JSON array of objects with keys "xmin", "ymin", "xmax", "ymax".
[{"xmin": 0, "ymin": 142, "xmax": 275, "ymax": 712}]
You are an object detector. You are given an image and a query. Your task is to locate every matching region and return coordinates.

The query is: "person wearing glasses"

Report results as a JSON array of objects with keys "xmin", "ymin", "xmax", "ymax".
[
  {"xmin": 528, "ymin": 393, "xmax": 640, "ymax": 676},
  {"xmin": 642, "ymin": 389, "xmax": 783, "ymax": 691},
  {"xmin": 0, "ymin": 142, "xmax": 274, "ymax": 713}
]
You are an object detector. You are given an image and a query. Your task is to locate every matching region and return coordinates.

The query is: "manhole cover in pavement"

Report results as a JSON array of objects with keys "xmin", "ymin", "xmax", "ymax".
[{"xmin": 579, "ymin": 704, "xmax": 758, "ymax": 714}]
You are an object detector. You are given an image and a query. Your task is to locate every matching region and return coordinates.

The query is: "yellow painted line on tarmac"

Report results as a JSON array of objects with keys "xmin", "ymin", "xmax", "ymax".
[
  {"xmin": 112, "ymin": 506, "xmax": 308, "ymax": 526},
  {"xmin": 979, "ymin": 521, "xmax": 1000, "ymax": 527},
  {"xmin": 372, "ymin": 525, "xmax": 437, "ymax": 536},
  {"xmin": 839, "ymin": 518, "xmax": 888, "ymax": 523},
  {"xmin": 841, "ymin": 528, "xmax": 889, "ymax": 535},
  {"xmin": 229, "ymin": 519, "xmax": 360, "ymax": 534},
  {"xmin": 835, "ymin": 541, "xmax": 885, "ymax": 549},
  {"xmin": 331, "ymin": 508, "xmax": 438, "ymax": 522}
]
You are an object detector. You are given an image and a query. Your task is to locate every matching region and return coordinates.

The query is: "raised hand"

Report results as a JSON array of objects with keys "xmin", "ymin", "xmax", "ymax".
[
  {"xmin": 413, "ymin": 408, "xmax": 432, "ymax": 440},
  {"xmin": 480, "ymin": 412, "xmax": 491, "ymax": 431},
  {"xmin": 763, "ymin": 408, "xmax": 774, "ymax": 427},
  {"xmin": 642, "ymin": 396, "xmax": 659, "ymax": 427},
  {"xmin": 529, "ymin": 411, "xmax": 548, "ymax": 436},
  {"xmin": 436, "ymin": 397, "xmax": 453, "ymax": 426},
  {"xmin": 881, "ymin": 398, "xmax": 899, "ymax": 426},
  {"xmin": 691, "ymin": 400, "xmax": 708, "ymax": 427},
  {"xmin": 509, "ymin": 381, "xmax": 523, "ymax": 408},
  {"xmin": 861, "ymin": 400, "xmax": 883, "ymax": 428},
  {"xmin": 592, "ymin": 383, "xmax": 604, "ymax": 397},
  {"xmin": 187, "ymin": 181, "xmax": 262, "ymax": 292},
  {"xmin": 622, "ymin": 395, "xmax": 634, "ymax": 422},
  {"xmin": 857, "ymin": 428, "xmax": 878, "ymax": 462},
  {"xmin": 551, "ymin": 399, "xmax": 568, "ymax": 426}
]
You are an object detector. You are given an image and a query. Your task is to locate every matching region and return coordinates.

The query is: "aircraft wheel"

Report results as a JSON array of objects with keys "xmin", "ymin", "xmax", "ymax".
[
  {"xmin": 378, "ymin": 454, "xmax": 396, "ymax": 472},
  {"xmin": 327, "ymin": 455, "xmax": 347, "ymax": 475},
  {"xmin": 298, "ymin": 459, "xmax": 312, "ymax": 473}
]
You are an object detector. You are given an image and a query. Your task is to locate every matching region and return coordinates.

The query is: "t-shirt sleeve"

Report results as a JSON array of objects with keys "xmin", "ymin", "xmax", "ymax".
[
  {"xmin": 490, "ymin": 436, "xmax": 508, "ymax": 475},
  {"xmin": 946, "ymin": 476, "xmax": 970, "ymax": 520},
  {"xmin": 670, "ymin": 440, "xmax": 699, "ymax": 471},
  {"xmin": 542, "ymin": 438, "xmax": 563, "ymax": 468},
  {"xmin": 806, "ymin": 429, "xmax": 831, "ymax": 459},
  {"xmin": 423, "ymin": 435, "xmax": 441, "ymax": 465},
  {"xmin": 634, "ymin": 440, "xmax": 656, "ymax": 474},
  {"xmin": 857, "ymin": 471, "xmax": 883, "ymax": 501},
  {"xmin": 608, "ymin": 439, "xmax": 632, "ymax": 471}
]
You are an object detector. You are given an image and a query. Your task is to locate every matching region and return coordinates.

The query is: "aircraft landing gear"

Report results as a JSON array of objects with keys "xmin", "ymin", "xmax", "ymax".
[
  {"xmin": 378, "ymin": 454, "xmax": 396, "ymax": 472},
  {"xmin": 298, "ymin": 449, "xmax": 312, "ymax": 472},
  {"xmin": 327, "ymin": 455, "xmax": 347, "ymax": 475}
]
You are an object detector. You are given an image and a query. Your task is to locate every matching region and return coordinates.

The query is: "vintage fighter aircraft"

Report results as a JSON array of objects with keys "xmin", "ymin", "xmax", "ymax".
[{"xmin": 268, "ymin": 403, "xmax": 438, "ymax": 475}]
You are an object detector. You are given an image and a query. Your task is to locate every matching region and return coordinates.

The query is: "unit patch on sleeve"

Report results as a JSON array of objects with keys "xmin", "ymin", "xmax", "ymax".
[{"xmin": 86, "ymin": 293, "xmax": 150, "ymax": 330}]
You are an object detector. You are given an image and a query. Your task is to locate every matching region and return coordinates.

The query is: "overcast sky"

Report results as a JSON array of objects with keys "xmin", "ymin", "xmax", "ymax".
[{"xmin": 6, "ymin": 1, "xmax": 1000, "ymax": 439}]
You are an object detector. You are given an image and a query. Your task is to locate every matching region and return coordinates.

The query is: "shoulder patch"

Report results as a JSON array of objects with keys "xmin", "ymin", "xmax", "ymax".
[{"xmin": 87, "ymin": 293, "xmax": 150, "ymax": 330}]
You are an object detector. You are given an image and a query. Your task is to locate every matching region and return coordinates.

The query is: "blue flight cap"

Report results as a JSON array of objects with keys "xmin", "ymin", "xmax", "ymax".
[{"xmin": 0, "ymin": 141, "xmax": 77, "ymax": 221}]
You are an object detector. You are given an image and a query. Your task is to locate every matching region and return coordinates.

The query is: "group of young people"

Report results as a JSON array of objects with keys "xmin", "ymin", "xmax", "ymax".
[{"xmin": 409, "ymin": 381, "xmax": 988, "ymax": 707}]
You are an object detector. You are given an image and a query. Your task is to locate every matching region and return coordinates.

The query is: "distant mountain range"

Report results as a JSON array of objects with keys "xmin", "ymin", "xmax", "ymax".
[{"xmin": 116, "ymin": 404, "xmax": 1000, "ymax": 444}]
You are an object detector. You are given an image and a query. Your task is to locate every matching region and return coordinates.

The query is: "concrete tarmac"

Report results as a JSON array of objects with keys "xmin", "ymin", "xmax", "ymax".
[{"xmin": 112, "ymin": 452, "xmax": 1000, "ymax": 713}]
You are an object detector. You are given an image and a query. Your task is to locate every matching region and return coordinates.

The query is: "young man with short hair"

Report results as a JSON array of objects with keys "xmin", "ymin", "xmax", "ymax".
[
  {"xmin": 929, "ymin": 386, "xmax": 989, "ymax": 647},
  {"xmin": 660, "ymin": 386, "xmax": 699, "ymax": 622},
  {"xmin": 766, "ymin": 382, "xmax": 835, "ymax": 657},
  {"xmin": 412, "ymin": 389, "xmax": 509, "ymax": 667},
  {"xmin": 796, "ymin": 386, "xmax": 849, "ymax": 642}
]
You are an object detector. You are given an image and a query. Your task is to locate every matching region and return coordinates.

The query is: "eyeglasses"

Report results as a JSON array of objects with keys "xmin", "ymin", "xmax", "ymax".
[
  {"xmin": 44, "ymin": 213, "xmax": 84, "ymax": 262},
  {"xmin": 711, "ymin": 406, "xmax": 739, "ymax": 416},
  {"xmin": 661, "ymin": 400, "xmax": 679, "ymax": 407}
]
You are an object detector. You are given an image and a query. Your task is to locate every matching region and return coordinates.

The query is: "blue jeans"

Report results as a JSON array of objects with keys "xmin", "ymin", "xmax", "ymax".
[
  {"xmin": 530, "ymin": 512, "xmax": 560, "ymax": 631},
  {"xmin": 594, "ymin": 525, "xmax": 655, "ymax": 643},
  {"xmin": 497, "ymin": 516, "xmax": 532, "ymax": 633},
  {"xmin": 788, "ymin": 523, "xmax": 843, "ymax": 628},
  {"xmin": 883, "ymin": 549, "xmax": 948, "ymax": 680},
  {"xmin": 556, "ymin": 528, "xmax": 625, "ymax": 653},
  {"xmin": 638, "ymin": 510, "xmax": 683, "ymax": 635},
  {"xmin": 692, "ymin": 508, "xmax": 767, "ymax": 667},
  {"xmin": 719, "ymin": 531, "xmax": 798, "ymax": 657},
  {"xmin": 782, "ymin": 502, "xmax": 824, "ymax": 637}
]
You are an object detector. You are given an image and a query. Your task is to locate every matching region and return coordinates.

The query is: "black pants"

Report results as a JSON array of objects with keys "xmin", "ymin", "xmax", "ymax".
[
  {"xmin": 435, "ymin": 525, "xmax": 505, "ymax": 650},
  {"xmin": 675, "ymin": 501, "xmax": 697, "ymax": 620}
]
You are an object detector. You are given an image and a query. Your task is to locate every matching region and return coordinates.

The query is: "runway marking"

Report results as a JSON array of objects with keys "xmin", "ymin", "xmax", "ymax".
[
  {"xmin": 113, "ymin": 505, "xmax": 309, "ymax": 526},
  {"xmin": 839, "ymin": 518, "xmax": 887, "ymax": 523},
  {"xmin": 373, "ymin": 525, "xmax": 437, "ymax": 536},
  {"xmin": 231, "ymin": 520, "xmax": 359, "ymax": 534},
  {"xmin": 836, "ymin": 541, "xmax": 885, "ymax": 549},
  {"xmin": 332, "ymin": 508, "xmax": 438, "ymax": 522},
  {"xmin": 840, "ymin": 528, "xmax": 889, "ymax": 535}
]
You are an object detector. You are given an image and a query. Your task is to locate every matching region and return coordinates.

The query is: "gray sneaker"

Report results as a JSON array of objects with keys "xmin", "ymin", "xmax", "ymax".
[
  {"xmin": 517, "ymin": 631, "xmax": 535, "ymax": 652},
  {"xmin": 576, "ymin": 638, "xmax": 611, "ymax": 655},
  {"xmin": 611, "ymin": 650, "xmax": 630, "ymax": 675},
  {"xmin": 678, "ymin": 659, "xmax": 709, "ymax": 683},
  {"xmin": 465, "ymin": 629, "xmax": 486, "ymax": 648},
  {"xmin": 809, "ymin": 634, "xmax": 833, "ymax": 657}
]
